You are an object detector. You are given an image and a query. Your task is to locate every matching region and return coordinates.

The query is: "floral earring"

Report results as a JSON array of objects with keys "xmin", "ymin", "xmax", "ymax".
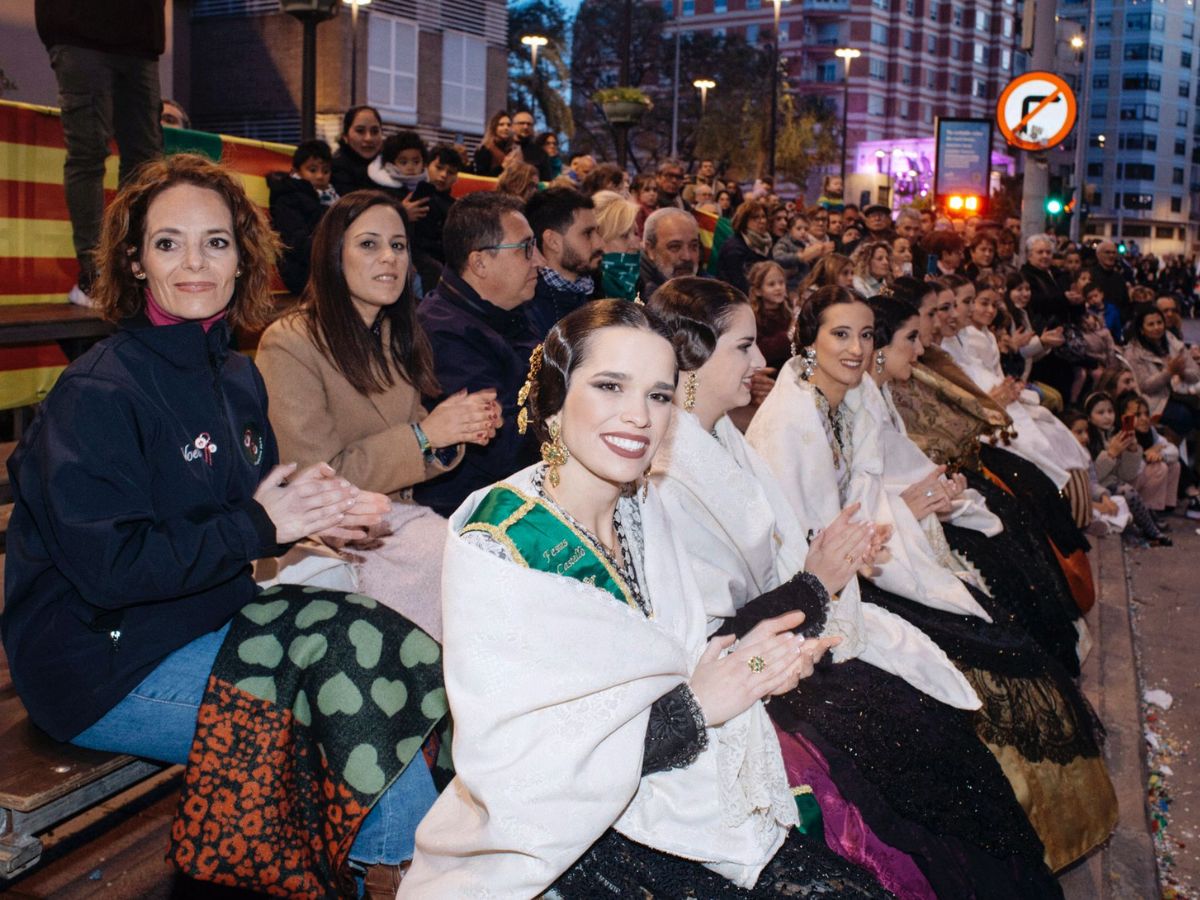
[
  {"xmin": 683, "ymin": 372, "xmax": 699, "ymax": 412},
  {"xmin": 875, "ymin": 349, "xmax": 886, "ymax": 374},
  {"xmin": 802, "ymin": 347, "xmax": 817, "ymax": 381},
  {"xmin": 541, "ymin": 419, "xmax": 569, "ymax": 488}
]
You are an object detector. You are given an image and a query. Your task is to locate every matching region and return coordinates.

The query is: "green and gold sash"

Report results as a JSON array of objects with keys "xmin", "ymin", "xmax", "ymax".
[{"xmin": 462, "ymin": 484, "xmax": 638, "ymax": 612}]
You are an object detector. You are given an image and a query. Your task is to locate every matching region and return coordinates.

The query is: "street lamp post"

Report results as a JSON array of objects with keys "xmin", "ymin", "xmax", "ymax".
[
  {"xmin": 834, "ymin": 47, "xmax": 861, "ymax": 187},
  {"xmin": 282, "ymin": 0, "xmax": 340, "ymax": 141},
  {"xmin": 670, "ymin": 0, "xmax": 681, "ymax": 158},
  {"xmin": 343, "ymin": 0, "xmax": 371, "ymax": 107},
  {"xmin": 1069, "ymin": 12, "xmax": 1093, "ymax": 242},
  {"xmin": 767, "ymin": 0, "xmax": 786, "ymax": 179},
  {"xmin": 521, "ymin": 34, "xmax": 549, "ymax": 112},
  {"xmin": 693, "ymin": 78, "xmax": 716, "ymax": 115}
]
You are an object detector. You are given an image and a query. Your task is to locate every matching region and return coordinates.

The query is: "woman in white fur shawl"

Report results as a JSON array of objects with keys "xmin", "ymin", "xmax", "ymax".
[
  {"xmin": 647, "ymin": 278, "xmax": 1064, "ymax": 900},
  {"xmin": 747, "ymin": 285, "xmax": 1116, "ymax": 874},
  {"xmin": 402, "ymin": 301, "xmax": 891, "ymax": 898}
]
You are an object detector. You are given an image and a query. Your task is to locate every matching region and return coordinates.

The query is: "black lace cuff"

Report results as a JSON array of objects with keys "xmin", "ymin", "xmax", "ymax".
[
  {"xmin": 642, "ymin": 684, "xmax": 708, "ymax": 776},
  {"xmin": 715, "ymin": 569, "xmax": 830, "ymax": 640}
]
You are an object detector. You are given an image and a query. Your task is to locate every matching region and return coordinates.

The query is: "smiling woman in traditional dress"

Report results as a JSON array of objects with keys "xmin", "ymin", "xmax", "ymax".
[
  {"xmin": 401, "ymin": 300, "xmax": 891, "ymax": 898},
  {"xmin": 747, "ymin": 286, "xmax": 1116, "ymax": 875},
  {"xmin": 648, "ymin": 278, "xmax": 1063, "ymax": 899}
]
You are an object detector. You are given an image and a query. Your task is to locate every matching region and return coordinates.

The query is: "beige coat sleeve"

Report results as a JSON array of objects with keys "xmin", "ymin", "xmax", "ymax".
[{"xmin": 256, "ymin": 319, "xmax": 460, "ymax": 496}]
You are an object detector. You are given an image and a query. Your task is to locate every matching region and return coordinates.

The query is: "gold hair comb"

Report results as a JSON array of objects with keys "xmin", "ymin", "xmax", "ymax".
[{"xmin": 516, "ymin": 343, "xmax": 544, "ymax": 435}]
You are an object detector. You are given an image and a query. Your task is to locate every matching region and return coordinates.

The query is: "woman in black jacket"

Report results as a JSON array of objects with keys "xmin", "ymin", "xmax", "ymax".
[
  {"xmin": 1, "ymin": 154, "xmax": 444, "ymax": 897},
  {"xmin": 715, "ymin": 198, "xmax": 772, "ymax": 293},
  {"xmin": 331, "ymin": 105, "xmax": 384, "ymax": 196}
]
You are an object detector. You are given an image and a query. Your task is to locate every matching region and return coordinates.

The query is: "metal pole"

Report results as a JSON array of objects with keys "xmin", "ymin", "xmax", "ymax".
[
  {"xmin": 301, "ymin": 18, "xmax": 317, "ymax": 140},
  {"xmin": 349, "ymin": 1, "xmax": 359, "ymax": 107},
  {"xmin": 768, "ymin": 2, "xmax": 781, "ymax": 178},
  {"xmin": 839, "ymin": 55, "xmax": 850, "ymax": 185},
  {"xmin": 1070, "ymin": 10, "xmax": 1095, "ymax": 243},
  {"xmin": 1019, "ymin": 0, "xmax": 1059, "ymax": 251},
  {"xmin": 671, "ymin": 0, "xmax": 681, "ymax": 158},
  {"xmin": 530, "ymin": 44, "xmax": 539, "ymax": 109}
]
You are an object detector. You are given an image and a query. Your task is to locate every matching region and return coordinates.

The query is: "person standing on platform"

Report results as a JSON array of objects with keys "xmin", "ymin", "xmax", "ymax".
[{"xmin": 36, "ymin": 0, "xmax": 165, "ymax": 306}]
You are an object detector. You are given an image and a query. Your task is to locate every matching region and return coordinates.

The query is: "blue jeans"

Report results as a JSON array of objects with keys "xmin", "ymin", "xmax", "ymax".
[{"xmin": 73, "ymin": 622, "xmax": 438, "ymax": 865}]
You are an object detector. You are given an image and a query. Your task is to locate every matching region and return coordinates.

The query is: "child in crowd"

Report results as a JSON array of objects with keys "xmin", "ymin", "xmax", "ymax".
[
  {"xmin": 1065, "ymin": 409, "xmax": 1133, "ymax": 537},
  {"xmin": 408, "ymin": 144, "xmax": 462, "ymax": 293},
  {"xmin": 771, "ymin": 213, "xmax": 830, "ymax": 292},
  {"xmin": 368, "ymin": 130, "xmax": 427, "ymax": 194},
  {"xmin": 1084, "ymin": 392, "xmax": 1171, "ymax": 545},
  {"xmin": 268, "ymin": 139, "xmax": 339, "ymax": 296},
  {"xmin": 632, "ymin": 174, "xmax": 657, "ymax": 236},
  {"xmin": 1115, "ymin": 391, "xmax": 1186, "ymax": 516},
  {"xmin": 1081, "ymin": 282, "xmax": 1119, "ymax": 371},
  {"xmin": 746, "ymin": 260, "xmax": 794, "ymax": 370},
  {"xmin": 816, "ymin": 174, "xmax": 845, "ymax": 212}
]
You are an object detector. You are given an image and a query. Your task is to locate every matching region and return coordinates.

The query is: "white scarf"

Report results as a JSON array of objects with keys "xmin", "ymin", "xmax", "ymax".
[
  {"xmin": 403, "ymin": 467, "xmax": 796, "ymax": 897},
  {"xmin": 748, "ymin": 361, "xmax": 990, "ymax": 621},
  {"xmin": 862, "ymin": 377, "xmax": 1002, "ymax": 537},
  {"xmin": 941, "ymin": 331, "xmax": 1089, "ymax": 487},
  {"xmin": 654, "ymin": 409, "xmax": 977, "ymax": 711}
]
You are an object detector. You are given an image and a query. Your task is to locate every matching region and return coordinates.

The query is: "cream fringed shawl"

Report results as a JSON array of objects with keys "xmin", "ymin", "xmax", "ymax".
[
  {"xmin": 653, "ymin": 408, "xmax": 978, "ymax": 711},
  {"xmin": 747, "ymin": 360, "xmax": 991, "ymax": 622},
  {"xmin": 858, "ymin": 376, "xmax": 1003, "ymax": 540},
  {"xmin": 402, "ymin": 466, "xmax": 796, "ymax": 897}
]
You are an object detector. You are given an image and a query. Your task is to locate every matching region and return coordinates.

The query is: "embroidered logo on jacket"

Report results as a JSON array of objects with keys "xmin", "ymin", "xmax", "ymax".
[
  {"xmin": 241, "ymin": 423, "xmax": 264, "ymax": 466},
  {"xmin": 182, "ymin": 432, "xmax": 218, "ymax": 466}
]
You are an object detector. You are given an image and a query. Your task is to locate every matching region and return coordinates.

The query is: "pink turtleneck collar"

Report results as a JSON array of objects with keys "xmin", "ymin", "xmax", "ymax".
[{"xmin": 144, "ymin": 287, "xmax": 228, "ymax": 332}]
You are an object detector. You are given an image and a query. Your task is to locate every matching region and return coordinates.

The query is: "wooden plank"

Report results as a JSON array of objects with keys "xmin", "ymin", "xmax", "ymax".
[
  {"xmin": 0, "ymin": 304, "xmax": 113, "ymax": 347},
  {"xmin": 0, "ymin": 644, "xmax": 137, "ymax": 813}
]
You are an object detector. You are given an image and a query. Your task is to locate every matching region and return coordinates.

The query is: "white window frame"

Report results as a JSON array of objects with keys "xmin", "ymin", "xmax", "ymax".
[
  {"xmin": 441, "ymin": 30, "xmax": 487, "ymax": 133},
  {"xmin": 367, "ymin": 13, "xmax": 418, "ymax": 119}
]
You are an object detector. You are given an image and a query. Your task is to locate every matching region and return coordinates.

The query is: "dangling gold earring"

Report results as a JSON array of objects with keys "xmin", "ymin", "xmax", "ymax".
[
  {"xmin": 541, "ymin": 419, "xmax": 569, "ymax": 488},
  {"xmin": 874, "ymin": 349, "xmax": 886, "ymax": 374},
  {"xmin": 683, "ymin": 372, "xmax": 699, "ymax": 411}
]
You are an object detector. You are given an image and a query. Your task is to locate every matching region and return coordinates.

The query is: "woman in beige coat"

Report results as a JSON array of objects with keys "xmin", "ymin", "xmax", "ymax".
[
  {"xmin": 257, "ymin": 191, "xmax": 498, "ymax": 498},
  {"xmin": 256, "ymin": 190, "xmax": 499, "ymax": 639}
]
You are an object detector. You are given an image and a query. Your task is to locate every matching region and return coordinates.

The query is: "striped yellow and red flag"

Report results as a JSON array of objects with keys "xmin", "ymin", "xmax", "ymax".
[{"xmin": 0, "ymin": 100, "xmax": 294, "ymax": 408}]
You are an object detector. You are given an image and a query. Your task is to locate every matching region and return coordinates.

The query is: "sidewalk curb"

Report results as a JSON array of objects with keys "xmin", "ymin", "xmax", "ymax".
[{"xmin": 1060, "ymin": 536, "xmax": 1160, "ymax": 899}]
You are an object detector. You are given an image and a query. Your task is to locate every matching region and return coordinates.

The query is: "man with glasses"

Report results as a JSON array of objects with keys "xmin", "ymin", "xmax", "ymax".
[
  {"xmin": 655, "ymin": 158, "xmax": 688, "ymax": 210},
  {"xmin": 416, "ymin": 193, "xmax": 544, "ymax": 516},
  {"xmin": 524, "ymin": 188, "xmax": 604, "ymax": 338},
  {"xmin": 511, "ymin": 108, "xmax": 545, "ymax": 173}
]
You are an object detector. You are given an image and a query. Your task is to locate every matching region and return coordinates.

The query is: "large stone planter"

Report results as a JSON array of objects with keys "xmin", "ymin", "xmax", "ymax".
[{"xmin": 601, "ymin": 101, "xmax": 649, "ymax": 125}]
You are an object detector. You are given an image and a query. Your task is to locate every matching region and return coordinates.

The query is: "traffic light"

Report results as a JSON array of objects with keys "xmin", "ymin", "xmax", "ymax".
[
  {"xmin": 1117, "ymin": 241, "xmax": 1127, "ymax": 255},
  {"xmin": 1045, "ymin": 197, "xmax": 1064, "ymax": 215},
  {"xmin": 944, "ymin": 194, "xmax": 982, "ymax": 216}
]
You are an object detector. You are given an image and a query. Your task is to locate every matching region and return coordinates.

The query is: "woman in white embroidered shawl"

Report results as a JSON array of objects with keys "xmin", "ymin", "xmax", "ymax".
[
  {"xmin": 647, "ymin": 278, "xmax": 1064, "ymax": 900},
  {"xmin": 934, "ymin": 276, "xmax": 1090, "ymax": 490},
  {"xmin": 864, "ymin": 292, "xmax": 1088, "ymax": 676},
  {"xmin": 747, "ymin": 286, "xmax": 1116, "ymax": 874},
  {"xmin": 402, "ymin": 301, "xmax": 890, "ymax": 898}
]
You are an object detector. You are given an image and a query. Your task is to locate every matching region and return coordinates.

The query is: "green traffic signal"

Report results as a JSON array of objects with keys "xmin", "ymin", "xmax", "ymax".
[{"xmin": 1045, "ymin": 198, "xmax": 1064, "ymax": 215}]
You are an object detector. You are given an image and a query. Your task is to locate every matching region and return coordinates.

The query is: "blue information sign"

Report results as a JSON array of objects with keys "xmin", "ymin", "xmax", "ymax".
[{"xmin": 934, "ymin": 118, "xmax": 993, "ymax": 199}]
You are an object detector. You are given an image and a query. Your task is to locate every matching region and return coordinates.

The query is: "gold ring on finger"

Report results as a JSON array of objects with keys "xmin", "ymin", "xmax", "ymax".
[
  {"xmin": 747, "ymin": 655, "xmax": 766, "ymax": 674},
  {"xmin": 844, "ymin": 553, "xmax": 856, "ymax": 564}
]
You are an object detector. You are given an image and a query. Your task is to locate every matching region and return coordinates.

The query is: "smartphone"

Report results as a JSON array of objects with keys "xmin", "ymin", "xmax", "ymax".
[{"xmin": 1120, "ymin": 413, "xmax": 1135, "ymax": 434}]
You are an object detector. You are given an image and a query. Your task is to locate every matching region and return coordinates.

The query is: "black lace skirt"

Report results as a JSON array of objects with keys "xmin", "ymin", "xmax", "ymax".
[
  {"xmin": 943, "ymin": 490, "xmax": 1082, "ymax": 676},
  {"xmin": 550, "ymin": 827, "xmax": 895, "ymax": 898},
  {"xmin": 720, "ymin": 590, "xmax": 1062, "ymax": 900},
  {"xmin": 977, "ymin": 443, "xmax": 1089, "ymax": 557}
]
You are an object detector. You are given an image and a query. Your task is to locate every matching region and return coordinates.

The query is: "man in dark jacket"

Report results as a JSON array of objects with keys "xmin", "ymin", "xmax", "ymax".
[
  {"xmin": 1086, "ymin": 240, "xmax": 1132, "ymax": 324},
  {"xmin": 415, "ymin": 193, "xmax": 543, "ymax": 516},
  {"xmin": 36, "ymin": 0, "xmax": 164, "ymax": 305},
  {"xmin": 524, "ymin": 187, "xmax": 603, "ymax": 338}
]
